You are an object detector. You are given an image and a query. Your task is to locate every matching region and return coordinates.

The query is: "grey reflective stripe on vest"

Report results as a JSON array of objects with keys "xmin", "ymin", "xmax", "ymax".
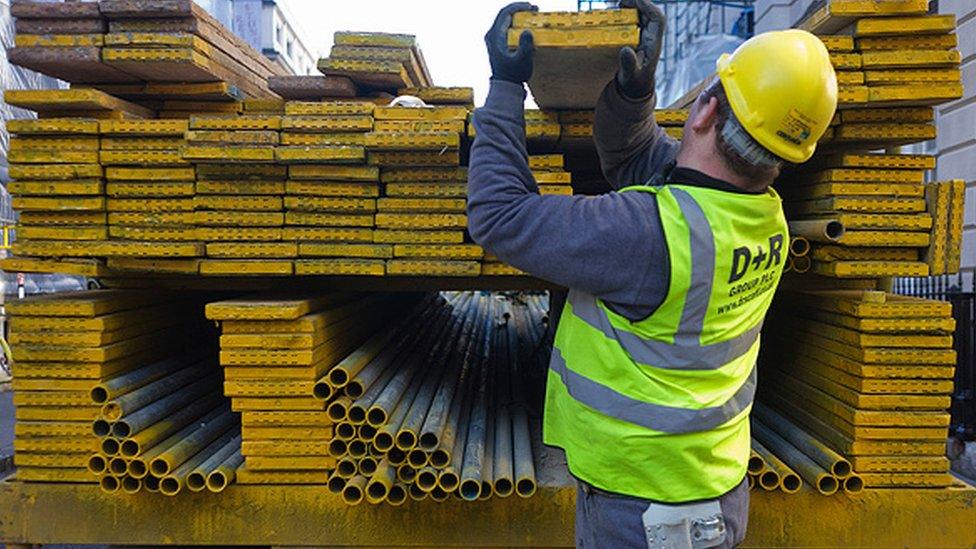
[
  {"xmin": 569, "ymin": 187, "xmax": 761, "ymax": 370},
  {"xmin": 550, "ymin": 347, "xmax": 756, "ymax": 434}
]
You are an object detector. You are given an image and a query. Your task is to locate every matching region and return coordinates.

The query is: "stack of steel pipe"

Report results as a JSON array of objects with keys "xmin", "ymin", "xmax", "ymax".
[
  {"xmin": 6, "ymin": 290, "xmax": 214, "ymax": 484},
  {"xmin": 761, "ymin": 289, "xmax": 956, "ymax": 489},
  {"xmin": 319, "ymin": 292, "xmax": 542, "ymax": 504},
  {"xmin": 205, "ymin": 292, "xmax": 419, "ymax": 485}
]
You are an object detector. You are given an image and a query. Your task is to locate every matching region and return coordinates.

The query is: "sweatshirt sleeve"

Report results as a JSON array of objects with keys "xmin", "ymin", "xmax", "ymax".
[
  {"xmin": 593, "ymin": 80, "xmax": 680, "ymax": 190},
  {"xmin": 467, "ymin": 79, "xmax": 669, "ymax": 319}
]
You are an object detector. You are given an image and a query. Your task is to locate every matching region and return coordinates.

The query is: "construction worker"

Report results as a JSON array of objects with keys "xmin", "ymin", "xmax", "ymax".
[{"xmin": 468, "ymin": 1, "xmax": 837, "ymax": 547}]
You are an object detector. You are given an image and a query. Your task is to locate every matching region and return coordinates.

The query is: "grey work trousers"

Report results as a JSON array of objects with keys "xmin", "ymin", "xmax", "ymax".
[{"xmin": 575, "ymin": 477, "xmax": 749, "ymax": 549}]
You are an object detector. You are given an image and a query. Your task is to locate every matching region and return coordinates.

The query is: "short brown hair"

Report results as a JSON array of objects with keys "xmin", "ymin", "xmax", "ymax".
[{"xmin": 699, "ymin": 80, "xmax": 784, "ymax": 182}]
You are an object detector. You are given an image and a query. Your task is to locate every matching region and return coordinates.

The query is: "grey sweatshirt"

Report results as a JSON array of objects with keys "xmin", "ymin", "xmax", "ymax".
[{"xmin": 468, "ymin": 78, "xmax": 680, "ymax": 321}]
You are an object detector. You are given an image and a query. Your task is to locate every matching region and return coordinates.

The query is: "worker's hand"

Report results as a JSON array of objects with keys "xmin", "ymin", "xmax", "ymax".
[
  {"xmin": 485, "ymin": 2, "xmax": 538, "ymax": 84},
  {"xmin": 617, "ymin": 0, "xmax": 666, "ymax": 99}
]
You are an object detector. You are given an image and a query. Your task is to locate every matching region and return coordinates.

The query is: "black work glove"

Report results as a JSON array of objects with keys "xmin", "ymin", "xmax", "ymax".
[
  {"xmin": 616, "ymin": 0, "xmax": 666, "ymax": 99},
  {"xmin": 485, "ymin": 2, "xmax": 538, "ymax": 84}
]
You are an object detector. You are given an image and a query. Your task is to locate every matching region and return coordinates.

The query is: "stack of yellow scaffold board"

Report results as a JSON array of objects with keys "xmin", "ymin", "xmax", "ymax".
[
  {"xmin": 281, "ymin": 101, "xmax": 378, "ymax": 276},
  {"xmin": 8, "ymin": 0, "xmax": 284, "ymax": 103},
  {"xmin": 782, "ymin": 153, "xmax": 934, "ymax": 278},
  {"xmin": 369, "ymin": 105, "xmax": 478, "ymax": 277},
  {"xmin": 319, "ymin": 32, "xmax": 433, "ymax": 93},
  {"xmin": 183, "ymin": 113, "xmax": 284, "ymax": 275},
  {"xmin": 7, "ymin": 290, "xmax": 213, "ymax": 483},
  {"xmin": 762, "ymin": 290, "xmax": 957, "ymax": 489},
  {"xmin": 204, "ymin": 292, "xmax": 416, "ymax": 484}
]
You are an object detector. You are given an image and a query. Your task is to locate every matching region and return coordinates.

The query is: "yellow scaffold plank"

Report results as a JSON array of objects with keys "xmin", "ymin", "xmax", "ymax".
[
  {"xmin": 293, "ymin": 259, "xmax": 386, "ymax": 276},
  {"xmin": 373, "ymin": 230, "xmax": 464, "ymax": 244},
  {"xmin": 854, "ymin": 15, "xmax": 957, "ymax": 36},
  {"xmin": 393, "ymin": 244, "xmax": 484, "ymax": 260},
  {"xmin": 384, "ymin": 183, "xmax": 466, "ymax": 198},
  {"xmin": 200, "ymin": 260, "xmax": 293, "ymax": 276},
  {"xmin": 297, "ymin": 243, "xmax": 393, "ymax": 259},
  {"xmin": 283, "ymin": 212, "xmax": 373, "ymax": 227},
  {"xmin": 386, "ymin": 260, "xmax": 480, "ymax": 277}
]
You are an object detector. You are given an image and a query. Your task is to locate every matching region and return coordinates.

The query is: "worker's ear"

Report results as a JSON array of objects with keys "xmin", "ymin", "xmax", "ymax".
[{"xmin": 689, "ymin": 96, "xmax": 719, "ymax": 134}]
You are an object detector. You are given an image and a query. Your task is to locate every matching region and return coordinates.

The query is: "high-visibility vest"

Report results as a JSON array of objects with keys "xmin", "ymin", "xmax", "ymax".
[{"xmin": 543, "ymin": 182, "xmax": 789, "ymax": 503}]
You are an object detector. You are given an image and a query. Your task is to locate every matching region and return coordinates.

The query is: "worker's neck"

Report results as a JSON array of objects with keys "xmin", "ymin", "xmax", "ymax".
[{"xmin": 674, "ymin": 156, "xmax": 772, "ymax": 193}]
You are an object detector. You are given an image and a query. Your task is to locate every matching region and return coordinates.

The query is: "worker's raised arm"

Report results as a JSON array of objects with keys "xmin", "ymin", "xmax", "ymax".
[
  {"xmin": 594, "ymin": 0, "xmax": 679, "ymax": 189},
  {"xmin": 468, "ymin": 4, "xmax": 669, "ymax": 317}
]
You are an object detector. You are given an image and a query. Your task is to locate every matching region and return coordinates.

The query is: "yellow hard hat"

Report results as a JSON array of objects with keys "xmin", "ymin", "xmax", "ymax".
[{"xmin": 715, "ymin": 29, "xmax": 837, "ymax": 163}]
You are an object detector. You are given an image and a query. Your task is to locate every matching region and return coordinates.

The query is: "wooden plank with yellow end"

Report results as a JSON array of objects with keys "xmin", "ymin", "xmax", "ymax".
[
  {"xmin": 9, "ymin": 163, "xmax": 102, "ymax": 180},
  {"xmin": 863, "ymin": 69, "xmax": 961, "ymax": 84},
  {"xmin": 794, "ymin": 308, "xmax": 955, "ymax": 335},
  {"xmin": 833, "ymin": 231, "xmax": 930, "ymax": 247},
  {"xmin": 285, "ymin": 181, "xmax": 379, "ymax": 198},
  {"xmin": 386, "ymin": 259, "xmax": 480, "ymax": 277},
  {"xmin": 13, "ymin": 391, "xmax": 96, "ymax": 407},
  {"xmin": 109, "ymin": 226, "xmax": 200, "ymax": 242},
  {"xmin": 373, "ymin": 106, "xmax": 469, "ymax": 121},
  {"xmin": 185, "ymin": 130, "xmax": 280, "ymax": 144},
  {"xmin": 384, "ymin": 183, "xmax": 466, "ymax": 198},
  {"xmin": 372, "ymin": 120, "xmax": 464, "ymax": 133},
  {"xmin": 8, "ymin": 179, "xmax": 103, "ymax": 196},
  {"xmin": 15, "ymin": 406, "xmax": 101, "ymax": 421},
  {"xmin": 224, "ymin": 379, "xmax": 316, "ymax": 396},
  {"xmin": 14, "ymin": 421, "xmax": 93, "ymax": 438},
  {"xmin": 283, "ymin": 212, "xmax": 373, "ymax": 228},
  {"xmin": 11, "ymin": 196, "xmax": 105, "ymax": 212},
  {"xmin": 283, "ymin": 197, "xmax": 375, "ymax": 214},
  {"xmin": 867, "ymin": 84, "xmax": 963, "ymax": 105},
  {"xmin": 375, "ymin": 213, "xmax": 466, "ymax": 230},
  {"xmin": 17, "ymin": 226, "xmax": 106, "ymax": 241},
  {"xmin": 241, "ymin": 411, "xmax": 333, "ymax": 426},
  {"xmin": 280, "ymin": 132, "xmax": 366, "ymax": 146},
  {"xmin": 275, "ymin": 146, "xmax": 365, "ymax": 164},
  {"xmin": 107, "ymin": 198, "xmax": 193, "ymax": 212},
  {"xmin": 106, "ymin": 258, "xmax": 201, "ymax": 274},
  {"xmin": 240, "ymin": 440, "xmax": 332, "ymax": 457},
  {"xmin": 855, "ymin": 15, "xmax": 956, "ymax": 37},
  {"xmin": 297, "ymin": 243, "xmax": 393, "ymax": 259},
  {"xmin": 205, "ymin": 242, "xmax": 297, "ymax": 259},
  {"xmin": 377, "ymin": 198, "xmax": 466, "ymax": 213},
  {"xmin": 10, "ymin": 136, "xmax": 100, "ymax": 151},
  {"xmin": 373, "ymin": 230, "xmax": 464, "ymax": 244},
  {"xmin": 379, "ymin": 166, "xmax": 466, "ymax": 182},
  {"xmin": 861, "ymin": 50, "xmax": 961, "ymax": 69},
  {"xmin": 364, "ymin": 131, "xmax": 459, "ymax": 150},
  {"xmin": 857, "ymin": 34, "xmax": 957, "ymax": 51},
  {"xmin": 200, "ymin": 260, "xmax": 293, "ymax": 276},
  {"xmin": 13, "ymin": 454, "xmax": 89, "ymax": 469},
  {"xmin": 8, "ymin": 150, "xmax": 99, "ymax": 164},
  {"xmin": 0, "ymin": 257, "xmax": 109, "ymax": 277},
  {"xmin": 197, "ymin": 227, "xmax": 284, "ymax": 241},
  {"xmin": 100, "ymin": 150, "xmax": 188, "ymax": 165},
  {"xmin": 294, "ymin": 259, "xmax": 386, "ymax": 276},
  {"xmin": 482, "ymin": 262, "xmax": 527, "ymax": 276},
  {"xmin": 242, "ymin": 426, "xmax": 333, "ymax": 440},
  {"xmin": 193, "ymin": 211, "xmax": 283, "ymax": 228},
  {"xmin": 100, "ymin": 137, "xmax": 184, "ymax": 151},
  {"xmin": 196, "ymin": 180, "xmax": 284, "ymax": 195},
  {"xmin": 849, "ymin": 456, "xmax": 949, "ymax": 473},
  {"xmin": 230, "ymin": 397, "xmax": 326, "ymax": 413},
  {"xmin": 393, "ymin": 244, "xmax": 484, "ymax": 260},
  {"xmin": 946, "ymin": 179, "xmax": 965, "ymax": 274},
  {"xmin": 106, "ymin": 182, "xmax": 194, "ymax": 198},
  {"xmin": 280, "ymin": 116, "xmax": 373, "ymax": 133},
  {"xmin": 3, "ymin": 89, "xmax": 153, "ymax": 118},
  {"xmin": 182, "ymin": 145, "xmax": 276, "ymax": 163},
  {"xmin": 283, "ymin": 101, "xmax": 374, "ymax": 116},
  {"xmin": 7, "ymin": 118, "xmax": 100, "ymax": 135},
  {"xmin": 288, "ymin": 165, "xmax": 378, "ymax": 181}
]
